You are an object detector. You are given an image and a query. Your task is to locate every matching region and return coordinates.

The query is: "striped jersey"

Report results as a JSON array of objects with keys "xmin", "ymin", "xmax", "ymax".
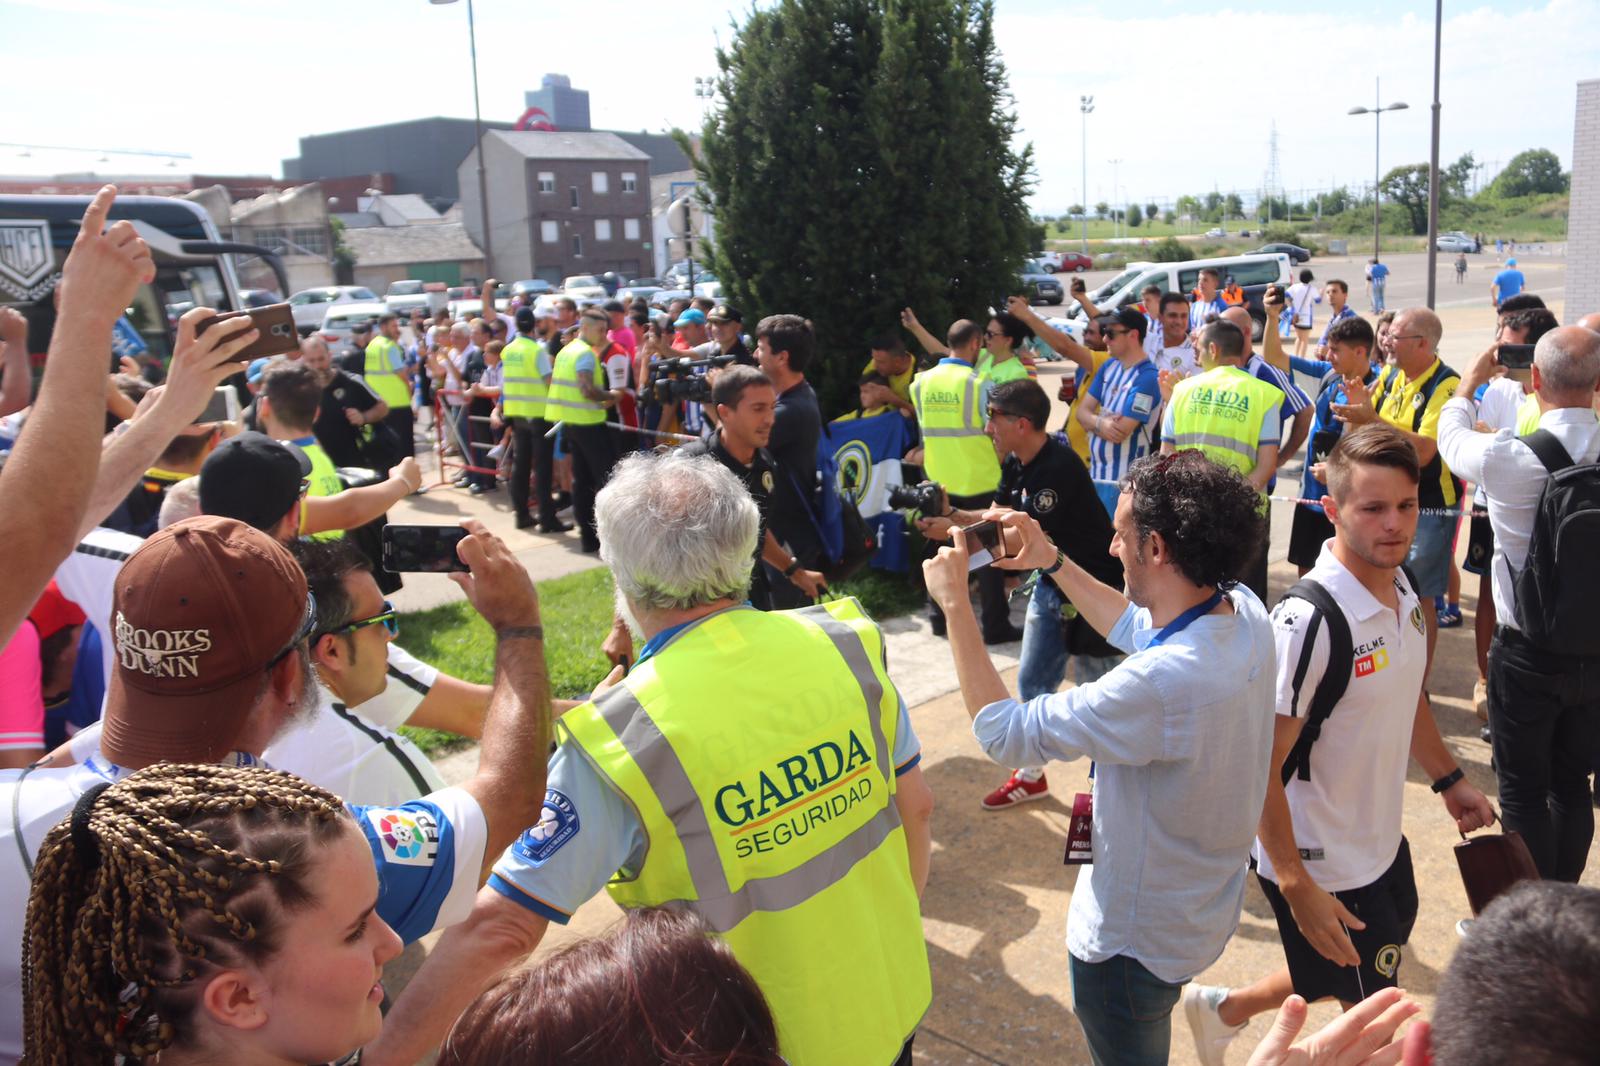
[{"xmin": 1087, "ymin": 356, "xmax": 1162, "ymax": 483}]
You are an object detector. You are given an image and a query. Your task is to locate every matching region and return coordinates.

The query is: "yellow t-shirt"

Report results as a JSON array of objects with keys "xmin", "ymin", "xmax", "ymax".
[
  {"xmin": 1373, "ymin": 358, "xmax": 1462, "ymax": 508},
  {"xmin": 1065, "ymin": 350, "xmax": 1112, "ymax": 465}
]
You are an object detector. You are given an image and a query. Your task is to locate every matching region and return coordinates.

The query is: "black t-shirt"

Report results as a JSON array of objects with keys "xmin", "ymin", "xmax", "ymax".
[
  {"xmin": 997, "ymin": 436, "xmax": 1124, "ymax": 654},
  {"xmin": 766, "ymin": 380, "xmax": 823, "ymax": 558},
  {"xmin": 682, "ymin": 433, "xmax": 777, "ymax": 607},
  {"xmin": 315, "ymin": 370, "xmax": 384, "ymax": 467}
]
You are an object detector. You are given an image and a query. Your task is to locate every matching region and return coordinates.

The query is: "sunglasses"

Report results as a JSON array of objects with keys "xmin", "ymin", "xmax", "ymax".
[
  {"xmin": 330, "ymin": 600, "xmax": 400, "ymax": 640},
  {"xmin": 268, "ymin": 590, "xmax": 320, "ymax": 668}
]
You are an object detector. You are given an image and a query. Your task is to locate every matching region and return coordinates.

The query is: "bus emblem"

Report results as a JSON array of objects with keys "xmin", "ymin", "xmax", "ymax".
[{"xmin": 0, "ymin": 219, "xmax": 55, "ymax": 300}]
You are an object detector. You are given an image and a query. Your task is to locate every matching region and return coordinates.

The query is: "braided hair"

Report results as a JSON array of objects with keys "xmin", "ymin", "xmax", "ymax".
[{"xmin": 20, "ymin": 764, "xmax": 349, "ymax": 1065}]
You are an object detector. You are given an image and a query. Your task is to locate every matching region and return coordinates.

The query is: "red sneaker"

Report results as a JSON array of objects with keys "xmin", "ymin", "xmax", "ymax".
[{"xmin": 980, "ymin": 771, "xmax": 1049, "ymax": 811}]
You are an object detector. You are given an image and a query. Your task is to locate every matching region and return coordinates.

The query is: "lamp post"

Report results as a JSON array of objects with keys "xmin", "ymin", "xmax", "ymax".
[
  {"xmin": 1348, "ymin": 79, "xmax": 1408, "ymax": 265},
  {"xmin": 1108, "ymin": 158, "xmax": 1122, "ymax": 239},
  {"xmin": 1079, "ymin": 95, "xmax": 1094, "ymax": 253},
  {"xmin": 430, "ymin": 0, "xmax": 492, "ymax": 277},
  {"xmin": 1424, "ymin": 0, "xmax": 1443, "ymax": 309}
]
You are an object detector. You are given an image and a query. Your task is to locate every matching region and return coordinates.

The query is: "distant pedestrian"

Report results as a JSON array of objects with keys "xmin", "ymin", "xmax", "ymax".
[
  {"xmin": 1492, "ymin": 258, "xmax": 1526, "ymax": 309},
  {"xmin": 1454, "ymin": 252, "xmax": 1468, "ymax": 284},
  {"xmin": 1286, "ymin": 269, "xmax": 1320, "ymax": 358},
  {"xmin": 1366, "ymin": 258, "xmax": 1389, "ymax": 313}
]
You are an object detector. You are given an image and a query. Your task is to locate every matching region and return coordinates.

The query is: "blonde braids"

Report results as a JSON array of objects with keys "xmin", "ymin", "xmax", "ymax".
[{"xmin": 21, "ymin": 764, "xmax": 348, "ymax": 1065}]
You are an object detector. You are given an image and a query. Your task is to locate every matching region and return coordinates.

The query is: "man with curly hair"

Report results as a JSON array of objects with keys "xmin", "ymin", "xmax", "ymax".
[{"xmin": 925, "ymin": 450, "xmax": 1278, "ymax": 1066}]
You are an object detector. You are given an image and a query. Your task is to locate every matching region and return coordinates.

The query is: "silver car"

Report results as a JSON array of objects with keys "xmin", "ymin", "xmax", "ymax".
[{"xmin": 290, "ymin": 285, "xmax": 380, "ymax": 336}]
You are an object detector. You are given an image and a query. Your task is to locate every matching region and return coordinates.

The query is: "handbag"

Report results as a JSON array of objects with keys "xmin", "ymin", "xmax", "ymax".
[{"xmin": 1453, "ymin": 822, "xmax": 1539, "ymax": 916}]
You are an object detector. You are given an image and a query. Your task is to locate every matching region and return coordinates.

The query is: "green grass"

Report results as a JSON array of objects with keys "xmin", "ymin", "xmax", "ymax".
[{"xmin": 395, "ymin": 562, "xmax": 922, "ymax": 755}]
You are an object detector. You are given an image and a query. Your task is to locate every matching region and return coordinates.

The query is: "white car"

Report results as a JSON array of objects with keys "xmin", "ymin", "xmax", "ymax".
[
  {"xmin": 289, "ymin": 285, "xmax": 380, "ymax": 336},
  {"xmin": 317, "ymin": 301, "xmax": 387, "ymax": 351},
  {"xmin": 1436, "ymin": 235, "xmax": 1476, "ymax": 253},
  {"xmin": 694, "ymin": 280, "xmax": 723, "ymax": 300},
  {"xmin": 561, "ymin": 275, "xmax": 608, "ymax": 302},
  {"xmin": 1204, "ymin": 227, "xmax": 1226, "ymax": 238},
  {"xmin": 384, "ymin": 279, "xmax": 431, "ymax": 317}
]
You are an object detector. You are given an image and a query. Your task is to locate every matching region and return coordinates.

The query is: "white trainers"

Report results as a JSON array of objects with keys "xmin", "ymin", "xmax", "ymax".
[{"xmin": 1182, "ymin": 984, "xmax": 1244, "ymax": 1066}]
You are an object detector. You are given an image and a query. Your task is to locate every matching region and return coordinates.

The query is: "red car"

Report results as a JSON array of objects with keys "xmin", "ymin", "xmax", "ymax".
[{"xmin": 1037, "ymin": 251, "xmax": 1092, "ymax": 273}]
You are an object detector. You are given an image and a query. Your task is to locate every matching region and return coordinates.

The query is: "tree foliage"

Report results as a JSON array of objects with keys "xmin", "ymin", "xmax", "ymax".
[
  {"xmin": 1380, "ymin": 163, "xmax": 1431, "ymax": 235},
  {"xmin": 694, "ymin": 0, "xmax": 1034, "ymax": 410},
  {"xmin": 1126, "ymin": 203, "xmax": 1143, "ymax": 228},
  {"xmin": 1490, "ymin": 149, "xmax": 1568, "ymax": 198}
]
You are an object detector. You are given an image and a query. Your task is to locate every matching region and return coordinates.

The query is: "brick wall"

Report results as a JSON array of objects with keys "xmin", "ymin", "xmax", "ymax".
[{"xmin": 1567, "ymin": 79, "xmax": 1600, "ymax": 322}]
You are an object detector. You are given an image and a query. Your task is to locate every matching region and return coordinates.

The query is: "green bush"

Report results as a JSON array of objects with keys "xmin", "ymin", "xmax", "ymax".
[{"xmin": 1146, "ymin": 237, "xmax": 1187, "ymax": 262}]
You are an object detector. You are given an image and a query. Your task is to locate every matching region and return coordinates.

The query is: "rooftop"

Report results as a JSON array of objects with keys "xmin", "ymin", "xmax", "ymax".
[
  {"xmin": 486, "ymin": 130, "xmax": 650, "ymax": 162},
  {"xmin": 342, "ymin": 221, "xmax": 483, "ymax": 267}
]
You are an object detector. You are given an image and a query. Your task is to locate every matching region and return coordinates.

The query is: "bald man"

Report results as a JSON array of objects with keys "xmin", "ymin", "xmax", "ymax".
[{"xmin": 1224, "ymin": 305, "xmax": 1313, "ymax": 471}]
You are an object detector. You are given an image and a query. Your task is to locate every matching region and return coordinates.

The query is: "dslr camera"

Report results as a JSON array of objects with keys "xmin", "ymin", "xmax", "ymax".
[
  {"xmin": 888, "ymin": 480, "xmax": 947, "ymax": 515},
  {"xmin": 643, "ymin": 352, "xmax": 739, "ymax": 407}
]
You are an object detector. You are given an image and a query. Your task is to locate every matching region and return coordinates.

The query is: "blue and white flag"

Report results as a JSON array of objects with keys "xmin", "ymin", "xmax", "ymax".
[
  {"xmin": 110, "ymin": 316, "xmax": 148, "ymax": 360},
  {"xmin": 823, "ymin": 411, "xmax": 912, "ymax": 572}
]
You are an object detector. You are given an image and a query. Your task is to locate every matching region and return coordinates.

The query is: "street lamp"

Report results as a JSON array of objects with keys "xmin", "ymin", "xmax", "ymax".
[
  {"xmin": 1348, "ymin": 79, "xmax": 1408, "ymax": 265},
  {"xmin": 431, "ymin": 0, "xmax": 492, "ymax": 277},
  {"xmin": 1079, "ymin": 95, "xmax": 1094, "ymax": 253},
  {"xmin": 1108, "ymin": 159, "xmax": 1122, "ymax": 238}
]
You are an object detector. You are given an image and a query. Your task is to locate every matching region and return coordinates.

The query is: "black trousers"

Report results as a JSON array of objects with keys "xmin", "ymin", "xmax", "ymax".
[
  {"xmin": 565, "ymin": 422, "xmax": 619, "ymax": 549},
  {"xmin": 383, "ymin": 406, "xmax": 415, "ymax": 461},
  {"xmin": 510, "ymin": 417, "xmax": 556, "ymax": 524},
  {"xmin": 927, "ymin": 491, "xmax": 1011, "ymax": 639},
  {"xmin": 1487, "ymin": 626, "xmax": 1600, "ymax": 882},
  {"xmin": 1239, "ymin": 514, "xmax": 1271, "ymax": 605}
]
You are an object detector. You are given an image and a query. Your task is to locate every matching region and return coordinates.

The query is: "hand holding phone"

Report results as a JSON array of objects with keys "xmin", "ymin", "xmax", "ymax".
[
  {"xmin": 382, "ymin": 524, "xmax": 472, "ymax": 573},
  {"xmin": 195, "ymin": 302, "xmax": 298, "ymax": 360},
  {"xmin": 1498, "ymin": 343, "xmax": 1535, "ymax": 370},
  {"xmin": 958, "ymin": 520, "xmax": 1016, "ymax": 571}
]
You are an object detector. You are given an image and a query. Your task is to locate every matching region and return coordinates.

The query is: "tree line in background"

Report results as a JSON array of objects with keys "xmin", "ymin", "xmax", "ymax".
[{"xmin": 689, "ymin": 0, "xmax": 1034, "ymax": 413}]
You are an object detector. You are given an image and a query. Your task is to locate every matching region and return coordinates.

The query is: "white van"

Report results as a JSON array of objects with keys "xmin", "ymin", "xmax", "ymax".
[{"xmin": 1064, "ymin": 252, "xmax": 1293, "ymax": 339}]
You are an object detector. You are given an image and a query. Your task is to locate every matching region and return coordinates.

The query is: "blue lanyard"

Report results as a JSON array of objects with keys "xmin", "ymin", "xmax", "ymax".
[{"xmin": 1146, "ymin": 589, "xmax": 1225, "ymax": 647}]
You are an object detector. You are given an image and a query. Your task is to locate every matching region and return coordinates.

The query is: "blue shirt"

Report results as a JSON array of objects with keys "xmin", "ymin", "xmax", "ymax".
[
  {"xmin": 1319, "ymin": 304, "xmax": 1357, "ymax": 347},
  {"xmin": 1493, "ymin": 269, "xmax": 1525, "ymax": 303},
  {"xmin": 1300, "ymin": 368, "xmax": 1378, "ymax": 513},
  {"xmin": 1188, "ymin": 293, "xmax": 1227, "ymax": 332},
  {"xmin": 1247, "ymin": 355, "xmax": 1310, "ymax": 491},
  {"xmin": 1368, "ymin": 262, "xmax": 1390, "ymax": 282},
  {"xmin": 972, "ymin": 587, "xmax": 1278, "ymax": 983},
  {"xmin": 1086, "ymin": 356, "xmax": 1160, "ymax": 482}
]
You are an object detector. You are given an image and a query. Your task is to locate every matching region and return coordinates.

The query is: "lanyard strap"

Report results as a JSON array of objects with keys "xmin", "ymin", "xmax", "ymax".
[{"xmin": 1147, "ymin": 588, "xmax": 1225, "ymax": 647}]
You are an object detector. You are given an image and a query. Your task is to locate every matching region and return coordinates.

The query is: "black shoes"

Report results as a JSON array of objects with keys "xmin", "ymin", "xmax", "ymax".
[
  {"xmin": 539, "ymin": 518, "xmax": 574, "ymax": 534},
  {"xmin": 515, "ymin": 513, "xmax": 536, "ymax": 530},
  {"xmin": 984, "ymin": 624, "xmax": 1026, "ymax": 646}
]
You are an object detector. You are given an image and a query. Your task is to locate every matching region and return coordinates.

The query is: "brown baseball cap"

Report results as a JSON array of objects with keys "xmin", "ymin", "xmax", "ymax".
[{"xmin": 100, "ymin": 516, "xmax": 315, "ymax": 767}]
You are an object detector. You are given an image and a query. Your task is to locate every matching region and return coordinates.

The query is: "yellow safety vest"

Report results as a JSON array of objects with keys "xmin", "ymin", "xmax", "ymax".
[
  {"xmin": 558, "ymin": 601, "xmax": 931, "ymax": 1066},
  {"xmin": 910, "ymin": 360, "xmax": 1000, "ymax": 496},
  {"xmin": 1516, "ymin": 392, "xmax": 1540, "ymax": 435},
  {"xmin": 976, "ymin": 349, "xmax": 1031, "ymax": 385},
  {"xmin": 500, "ymin": 335, "xmax": 548, "ymax": 419},
  {"xmin": 296, "ymin": 438, "xmax": 345, "ymax": 541},
  {"xmin": 1167, "ymin": 364, "xmax": 1284, "ymax": 491},
  {"xmin": 363, "ymin": 335, "xmax": 411, "ymax": 408},
  {"xmin": 542, "ymin": 339, "xmax": 605, "ymax": 425}
]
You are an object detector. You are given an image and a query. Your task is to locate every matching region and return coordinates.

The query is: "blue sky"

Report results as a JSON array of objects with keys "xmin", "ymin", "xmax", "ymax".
[{"xmin": 0, "ymin": 0, "xmax": 1593, "ymax": 213}]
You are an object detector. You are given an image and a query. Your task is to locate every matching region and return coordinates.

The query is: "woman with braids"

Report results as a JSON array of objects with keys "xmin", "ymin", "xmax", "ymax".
[{"xmin": 21, "ymin": 763, "xmax": 402, "ymax": 1066}]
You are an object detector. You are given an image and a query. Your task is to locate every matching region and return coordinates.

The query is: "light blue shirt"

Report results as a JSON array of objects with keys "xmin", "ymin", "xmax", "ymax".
[{"xmin": 972, "ymin": 586, "xmax": 1277, "ymax": 983}]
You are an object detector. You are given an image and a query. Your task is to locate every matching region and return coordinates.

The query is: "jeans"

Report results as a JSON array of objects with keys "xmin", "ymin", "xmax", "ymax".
[
  {"xmin": 1486, "ymin": 626, "xmax": 1600, "ymax": 882},
  {"xmin": 1018, "ymin": 580, "xmax": 1120, "ymax": 701},
  {"xmin": 1371, "ymin": 278, "xmax": 1387, "ymax": 313},
  {"xmin": 510, "ymin": 417, "xmax": 556, "ymax": 524},
  {"xmin": 1069, "ymin": 952, "xmax": 1184, "ymax": 1066}
]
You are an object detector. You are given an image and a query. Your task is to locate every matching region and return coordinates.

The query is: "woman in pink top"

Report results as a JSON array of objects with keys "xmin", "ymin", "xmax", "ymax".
[{"xmin": 0, "ymin": 582, "xmax": 85, "ymax": 767}]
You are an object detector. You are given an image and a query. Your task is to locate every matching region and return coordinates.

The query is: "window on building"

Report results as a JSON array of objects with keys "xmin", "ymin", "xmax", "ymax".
[
  {"xmin": 570, "ymin": 186, "xmax": 579, "ymax": 209},
  {"xmin": 621, "ymin": 172, "xmax": 638, "ymax": 194},
  {"xmin": 594, "ymin": 219, "xmax": 612, "ymax": 241},
  {"xmin": 538, "ymin": 172, "xmax": 555, "ymax": 193},
  {"xmin": 591, "ymin": 171, "xmax": 609, "ymax": 195},
  {"xmin": 623, "ymin": 218, "xmax": 641, "ymax": 240},
  {"xmin": 541, "ymin": 220, "xmax": 560, "ymax": 243},
  {"xmin": 572, "ymin": 234, "xmax": 583, "ymax": 257}
]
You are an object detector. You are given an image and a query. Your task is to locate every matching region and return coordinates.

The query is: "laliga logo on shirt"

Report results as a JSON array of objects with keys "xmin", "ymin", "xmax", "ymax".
[{"xmin": 114, "ymin": 611, "xmax": 213, "ymax": 679}]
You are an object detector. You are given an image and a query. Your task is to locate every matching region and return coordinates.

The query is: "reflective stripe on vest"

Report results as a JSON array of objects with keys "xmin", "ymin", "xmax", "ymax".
[
  {"xmin": 500, "ymin": 336, "xmax": 548, "ymax": 418},
  {"xmin": 299, "ymin": 440, "xmax": 346, "ymax": 541},
  {"xmin": 1168, "ymin": 365, "xmax": 1283, "ymax": 488},
  {"xmin": 363, "ymin": 336, "xmax": 411, "ymax": 408},
  {"xmin": 911, "ymin": 362, "xmax": 1000, "ymax": 495},
  {"xmin": 542, "ymin": 340, "xmax": 605, "ymax": 424},
  {"xmin": 558, "ymin": 601, "xmax": 930, "ymax": 1065}
]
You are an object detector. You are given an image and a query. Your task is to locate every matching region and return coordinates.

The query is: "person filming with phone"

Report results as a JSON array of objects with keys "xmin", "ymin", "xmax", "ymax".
[{"xmin": 923, "ymin": 450, "xmax": 1276, "ymax": 1066}]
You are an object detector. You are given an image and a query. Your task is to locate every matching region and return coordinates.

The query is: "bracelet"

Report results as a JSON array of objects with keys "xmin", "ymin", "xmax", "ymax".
[
  {"xmin": 1042, "ymin": 548, "xmax": 1067, "ymax": 576},
  {"xmin": 783, "ymin": 559, "xmax": 801, "ymax": 577},
  {"xmin": 496, "ymin": 624, "xmax": 544, "ymax": 641},
  {"xmin": 1431, "ymin": 767, "xmax": 1465, "ymax": 794}
]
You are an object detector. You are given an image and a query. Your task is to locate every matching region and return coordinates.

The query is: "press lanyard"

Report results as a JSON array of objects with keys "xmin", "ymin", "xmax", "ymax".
[{"xmin": 1146, "ymin": 589, "xmax": 1225, "ymax": 647}]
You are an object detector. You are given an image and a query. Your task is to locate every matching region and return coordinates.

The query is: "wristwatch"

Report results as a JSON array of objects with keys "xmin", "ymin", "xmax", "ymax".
[
  {"xmin": 1041, "ymin": 548, "xmax": 1067, "ymax": 576},
  {"xmin": 783, "ymin": 558, "xmax": 801, "ymax": 577},
  {"xmin": 1431, "ymin": 767, "xmax": 1465, "ymax": 794}
]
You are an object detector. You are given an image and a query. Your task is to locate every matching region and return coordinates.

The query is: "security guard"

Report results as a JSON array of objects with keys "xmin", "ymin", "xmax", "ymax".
[
  {"xmin": 543, "ymin": 307, "xmax": 619, "ymax": 552},
  {"xmin": 1161, "ymin": 317, "xmax": 1284, "ymax": 600},
  {"xmin": 361, "ymin": 452, "xmax": 936, "ymax": 1066},
  {"xmin": 501, "ymin": 306, "xmax": 566, "ymax": 532},
  {"xmin": 910, "ymin": 318, "xmax": 1018, "ymax": 642},
  {"xmin": 366, "ymin": 312, "xmax": 415, "ymax": 459}
]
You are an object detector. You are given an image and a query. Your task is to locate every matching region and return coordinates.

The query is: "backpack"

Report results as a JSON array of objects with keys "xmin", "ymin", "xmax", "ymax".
[
  {"xmin": 1512, "ymin": 430, "xmax": 1600, "ymax": 656},
  {"xmin": 1276, "ymin": 579, "xmax": 1354, "ymax": 786}
]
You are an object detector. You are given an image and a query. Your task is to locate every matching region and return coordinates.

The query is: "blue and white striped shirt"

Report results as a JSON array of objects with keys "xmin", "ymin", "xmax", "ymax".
[{"xmin": 1087, "ymin": 356, "xmax": 1161, "ymax": 482}]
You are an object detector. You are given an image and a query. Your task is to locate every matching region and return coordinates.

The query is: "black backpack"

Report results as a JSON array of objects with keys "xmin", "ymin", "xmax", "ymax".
[
  {"xmin": 1276, "ymin": 579, "xmax": 1353, "ymax": 786},
  {"xmin": 1512, "ymin": 430, "xmax": 1600, "ymax": 656}
]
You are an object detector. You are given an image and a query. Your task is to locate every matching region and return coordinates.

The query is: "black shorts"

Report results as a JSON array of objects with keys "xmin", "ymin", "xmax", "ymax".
[
  {"xmin": 1287, "ymin": 504, "xmax": 1336, "ymax": 570},
  {"xmin": 1257, "ymin": 837, "xmax": 1418, "ymax": 1004},
  {"xmin": 1463, "ymin": 512, "xmax": 1494, "ymax": 576}
]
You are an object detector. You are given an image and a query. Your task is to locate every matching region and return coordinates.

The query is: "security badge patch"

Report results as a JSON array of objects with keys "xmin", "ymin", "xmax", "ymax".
[
  {"xmin": 512, "ymin": 789, "xmax": 580, "ymax": 866},
  {"xmin": 1374, "ymin": 943, "xmax": 1402, "ymax": 978},
  {"xmin": 1409, "ymin": 603, "xmax": 1425, "ymax": 634}
]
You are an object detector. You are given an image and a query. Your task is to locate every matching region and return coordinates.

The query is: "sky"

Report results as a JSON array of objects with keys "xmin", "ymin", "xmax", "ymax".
[{"xmin": 0, "ymin": 0, "xmax": 1595, "ymax": 215}]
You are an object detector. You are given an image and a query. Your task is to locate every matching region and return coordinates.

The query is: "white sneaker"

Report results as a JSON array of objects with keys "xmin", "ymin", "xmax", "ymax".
[{"xmin": 1182, "ymin": 984, "xmax": 1244, "ymax": 1066}]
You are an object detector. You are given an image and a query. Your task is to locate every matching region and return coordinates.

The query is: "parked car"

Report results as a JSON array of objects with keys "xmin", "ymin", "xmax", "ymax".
[
  {"xmin": 237, "ymin": 288, "xmax": 281, "ymax": 309},
  {"xmin": 448, "ymin": 298, "xmax": 482, "ymax": 319},
  {"xmin": 318, "ymin": 301, "xmax": 386, "ymax": 352},
  {"xmin": 1019, "ymin": 260, "xmax": 1064, "ymax": 305},
  {"xmin": 288, "ymin": 285, "xmax": 380, "ymax": 336},
  {"xmin": 1442, "ymin": 231, "xmax": 1481, "ymax": 252},
  {"xmin": 1064, "ymin": 251, "xmax": 1293, "ymax": 341},
  {"xmin": 694, "ymin": 280, "xmax": 723, "ymax": 300},
  {"xmin": 384, "ymin": 279, "xmax": 431, "ymax": 317},
  {"xmin": 510, "ymin": 279, "xmax": 555, "ymax": 299},
  {"xmin": 1237, "ymin": 229, "xmax": 1253, "ymax": 238},
  {"xmin": 561, "ymin": 274, "xmax": 608, "ymax": 302},
  {"xmin": 618, "ymin": 283, "xmax": 664, "ymax": 305},
  {"xmin": 447, "ymin": 286, "xmax": 474, "ymax": 301},
  {"xmin": 649, "ymin": 288, "xmax": 692, "ymax": 311},
  {"xmin": 1204, "ymin": 227, "xmax": 1226, "ymax": 238},
  {"xmin": 1436, "ymin": 234, "xmax": 1476, "ymax": 253},
  {"xmin": 1253, "ymin": 242, "xmax": 1311, "ymax": 264},
  {"xmin": 1035, "ymin": 250, "xmax": 1093, "ymax": 272}
]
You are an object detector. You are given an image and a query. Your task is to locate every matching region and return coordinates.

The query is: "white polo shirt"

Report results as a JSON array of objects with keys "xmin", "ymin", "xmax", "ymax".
[{"xmin": 1254, "ymin": 544, "xmax": 1427, "ymax": 892}]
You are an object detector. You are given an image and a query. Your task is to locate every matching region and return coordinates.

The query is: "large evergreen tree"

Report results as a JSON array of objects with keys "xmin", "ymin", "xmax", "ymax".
[{"xmin": 693, "ymin": 0, "xmax": 1034, "ymax": 410}]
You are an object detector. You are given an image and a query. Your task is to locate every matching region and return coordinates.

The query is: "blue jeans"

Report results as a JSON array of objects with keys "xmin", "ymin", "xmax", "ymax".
[
  {"xmin": 1018, "ymin": 581, "xmax": 1121, "ymax": 699},
  {"xmin": 1069, "ymin": 953, "xmax": 1184, "ymax": 1066}
]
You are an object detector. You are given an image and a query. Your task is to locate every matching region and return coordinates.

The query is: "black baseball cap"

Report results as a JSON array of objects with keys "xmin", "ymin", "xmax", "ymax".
[
  {"xmin": 1100, "ymin": 306, "xmax": 1148, "ymax": 338},
  {"xmin": 601, "ymin": 298, "xmax": 625, "ymax": 313},
  {"xmin": 199, "ymin": 432, "xmax": 312, "ymax": 533},
  {"xmin": 514, "ymin": 306, "xmax": 537, "ymax": 332},
  {"xmin": 707, "ymin": 304, "xmax": 743, "ymax": 324}
]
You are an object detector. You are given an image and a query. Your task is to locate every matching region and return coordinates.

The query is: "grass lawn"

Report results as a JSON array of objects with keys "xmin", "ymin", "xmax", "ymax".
[{"xmin": 396, "ymin": 562, "xmax": 922, "ymax": 755}]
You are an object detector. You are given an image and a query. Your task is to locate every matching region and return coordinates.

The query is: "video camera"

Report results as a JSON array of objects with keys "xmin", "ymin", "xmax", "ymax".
[
  {"xmin": 887, "ymin": 480, "xmax": 947, "ymax": 516},
  {"xmin": 643, "ymin": 352, "xmax": 741, "ymax": 406}
]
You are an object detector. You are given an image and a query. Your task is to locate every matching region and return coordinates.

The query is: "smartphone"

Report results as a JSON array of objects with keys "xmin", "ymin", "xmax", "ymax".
[
  {"xmin": 195, "ymin": 303, "xmax": 299, "ymax": 360},
  {"xmin": 1499, "ymin": 343, "xmax": 1535, "ymax": 370},
  {"xmin": 959, "ymin": 520, "xmax": 1008, "ymax": 571},
  {"xmin": 193, "ymin": 385, "xmax": 241, "ymax": 425},
  {"xmin": 382, "ymin": 525, "xmax": 471, "ymax": 574}
]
